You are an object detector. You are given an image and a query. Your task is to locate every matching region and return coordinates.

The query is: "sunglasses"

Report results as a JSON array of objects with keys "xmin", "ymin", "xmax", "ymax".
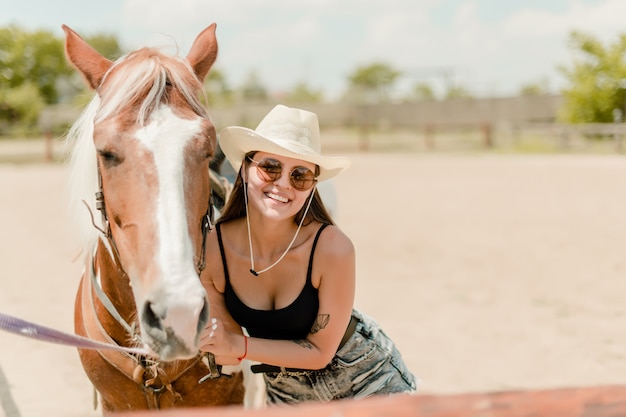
[{"xmin": 248, "ymin": 157, "xmax": 318, "ymax": 191}]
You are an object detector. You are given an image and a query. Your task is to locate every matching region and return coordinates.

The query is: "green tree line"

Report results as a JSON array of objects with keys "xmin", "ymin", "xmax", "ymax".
[
  {"xmin": 0, "ymin": 25, "xmax": 122, "ymax": 135},
  {"xmin": 559, "ymin": 31, "xmax": 626, "ymax": 123},
  {"xmin": 1, "ymin": 24, "xmax": 623, "ymax": 135}
]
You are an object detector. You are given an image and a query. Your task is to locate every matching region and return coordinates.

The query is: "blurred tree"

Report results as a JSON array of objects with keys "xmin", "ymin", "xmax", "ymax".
[
  {"xmin": 240, "ymin": 70, "xmax": 268, "ymax": 102},
  {"xmin": 0, "ymin": 25, "xmax": 123, "ymax": 130},
  {"xmin": 559, "ymin": 31, "xmax": 626, "ymax": 123},
  {"xmin": 346, "ymin": 62, "xmax": 400, "ymax": 102},
  {"xmin": 283, "ymin": 81, "xmax": 323, "ymax": 104},
  {"xmin": 203, "ymin": 67, "xmax": 234, "ymax": 106},
  {"xmin": 0, "ymin": 82, "xmax": 45, "ymax": 127},
  {"xmin": 411, "ymin": 82, "xmax": 436, "ymax": 101},
  {"xmin": 519, "ymin": 78, "xmax": 550, "ymax": 96},
  {"xmin": 444, "ymin": 84, "xmax": 472, "ymax": 99},
  {"xmin": 0, "ymin": 25, "xmax": 70, "ymax": 104}
]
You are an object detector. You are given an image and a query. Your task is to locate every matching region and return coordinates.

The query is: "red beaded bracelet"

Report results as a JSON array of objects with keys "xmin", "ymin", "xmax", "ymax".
[{"xmin": 237, "ymin": 335, "xmax": 248, "ymax": 362}]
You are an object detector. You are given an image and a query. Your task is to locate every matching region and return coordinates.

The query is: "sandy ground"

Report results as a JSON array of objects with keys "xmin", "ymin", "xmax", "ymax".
[{"xmin": 1, "ymin": 148, "xmax": 626, "ymax": 416}]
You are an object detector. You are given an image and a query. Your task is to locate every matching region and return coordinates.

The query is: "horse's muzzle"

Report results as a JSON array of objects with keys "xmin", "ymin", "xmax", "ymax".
[{"xmin": 141, "ymin": 295, "xmax": 209, "ymax": 361}]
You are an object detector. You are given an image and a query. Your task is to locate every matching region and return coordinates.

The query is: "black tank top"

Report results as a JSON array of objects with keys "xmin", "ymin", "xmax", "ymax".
[{"xmin": 216, "ymin": 223, "xmax": 329, "ymax": 340}]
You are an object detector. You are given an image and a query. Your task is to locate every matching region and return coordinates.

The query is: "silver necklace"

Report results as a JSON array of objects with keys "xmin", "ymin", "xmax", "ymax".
[{"xmin": 243, "ymin": 181, "xmax": 316, "ymax": 276}]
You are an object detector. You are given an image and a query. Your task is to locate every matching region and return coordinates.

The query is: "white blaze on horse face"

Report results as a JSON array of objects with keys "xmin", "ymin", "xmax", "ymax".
[{"xmin": 134, "ymin": 105, "xmax": 207, "ymax": 357}]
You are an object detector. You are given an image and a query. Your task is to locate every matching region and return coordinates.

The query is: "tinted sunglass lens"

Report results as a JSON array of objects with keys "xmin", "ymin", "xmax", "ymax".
[
  {"xmin": 290, "ymin": 167, "xmax": 316, "ymax": 190},
  {"xmin": 257, "ymin": 159, "xmax": 282, "ymax": 181}
]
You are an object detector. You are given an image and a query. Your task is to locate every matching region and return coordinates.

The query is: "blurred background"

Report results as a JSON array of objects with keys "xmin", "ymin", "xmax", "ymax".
[{"xmin": 3, "ymin": 0, "xmax": 626, "ymax": 158}]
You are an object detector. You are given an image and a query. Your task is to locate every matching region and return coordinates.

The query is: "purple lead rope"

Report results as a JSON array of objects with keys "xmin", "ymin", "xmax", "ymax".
[{"xmin": 0, "ymin": 311, "xmax": 148, "ymax": 355}]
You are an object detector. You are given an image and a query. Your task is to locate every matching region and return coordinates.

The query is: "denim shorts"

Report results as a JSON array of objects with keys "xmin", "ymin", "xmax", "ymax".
[{"xmin": 263, "ymin": 309, "xmax": 417, "ymax": 404}]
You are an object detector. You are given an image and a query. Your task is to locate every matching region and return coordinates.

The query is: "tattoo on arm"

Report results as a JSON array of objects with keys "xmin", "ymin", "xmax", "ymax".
[
  {"xmin": 292, "ymin": 339, "xmax": 314, "ymax": 349},
  {"xmin": 310, "ymin": 314, "xmax": 330, "ymax": 334}
]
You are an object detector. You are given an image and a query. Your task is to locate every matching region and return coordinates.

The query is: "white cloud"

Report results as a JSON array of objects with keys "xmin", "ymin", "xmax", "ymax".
[
  {"xmin": 6, "ymin": 0, "xmax": 626, "ymax": 98},
  {"xmin": 111, "ymin": 0, "xmax": 626, "ymax": 99}
]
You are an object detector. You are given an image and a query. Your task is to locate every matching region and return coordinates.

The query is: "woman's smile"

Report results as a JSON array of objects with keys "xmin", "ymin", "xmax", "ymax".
[{"xmin": 265, "ymin": 191, "xmax": 289, "ymax": 204}]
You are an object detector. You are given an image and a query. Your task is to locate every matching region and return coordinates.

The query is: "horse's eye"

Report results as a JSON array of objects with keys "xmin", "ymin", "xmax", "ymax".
[{"xmin": 98, "ymin": 149, "xmax": 121, "ymax": 166}]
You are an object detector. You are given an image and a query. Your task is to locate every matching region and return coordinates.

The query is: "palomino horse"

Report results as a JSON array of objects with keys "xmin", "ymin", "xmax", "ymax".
[{"xmin": 63, "ymin": 24, "xmax": 245, "ymax": 413}]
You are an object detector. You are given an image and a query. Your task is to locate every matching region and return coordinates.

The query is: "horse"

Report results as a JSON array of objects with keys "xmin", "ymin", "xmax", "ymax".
[{"xmin": 62, "ymin": 24, "xmax": 247, "ymax": 413}]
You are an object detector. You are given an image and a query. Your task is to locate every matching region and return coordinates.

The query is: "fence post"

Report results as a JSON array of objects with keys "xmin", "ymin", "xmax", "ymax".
[
  {"xmin": 511, "ymin": 124, "xmax": 520, "ymax": 148},
  {"xmin": 614, "ymin": 124, "xmax": 623, "ymax": 153},
  {"xmin": 481, "ymin": 123, "xmax": 493, "ymax": 148},
  {"xmin": 44, "ymin": 130, "xmax": 53, "ymax": 162},
  {"xmin": 559, "ymin": 126, "xmax": 570, "ymax": 150},
  {"xmin": 424, "ymin": 124, "xmax": 435, "ymax": 150},
  {"xmin": 357, "ymin": 104, "xmax": 371, "ymax": 152}
]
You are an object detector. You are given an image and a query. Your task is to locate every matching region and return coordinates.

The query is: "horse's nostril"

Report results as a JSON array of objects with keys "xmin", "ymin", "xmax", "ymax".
[
  {"xmin": 197, "ymin": 298, "xmax": 209, "ymax": 334},
  {"xmin": 143, "ymin": 301, "xmax": 163, "ymax": 331}
]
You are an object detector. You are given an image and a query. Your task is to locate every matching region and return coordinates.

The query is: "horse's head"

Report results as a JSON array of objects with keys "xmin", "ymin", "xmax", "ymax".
[{"xmin": 63, "ymin": 25, "xmax": 218, "ymax": 361}]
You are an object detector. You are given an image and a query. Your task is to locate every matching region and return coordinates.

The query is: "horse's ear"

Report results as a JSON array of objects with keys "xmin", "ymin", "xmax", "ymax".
[
  {"xmin": 62, "ymin": 24, "xmax": 113, "ymax": 90},
  {"xmin": 186, "ymin": 23, "xmax": 219, "ymax": 82}
]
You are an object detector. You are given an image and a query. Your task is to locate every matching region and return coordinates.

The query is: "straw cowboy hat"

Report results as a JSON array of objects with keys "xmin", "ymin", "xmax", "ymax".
[{"xmin": 219, "ymin": 105, "xmax": 351, "ymax": 182}]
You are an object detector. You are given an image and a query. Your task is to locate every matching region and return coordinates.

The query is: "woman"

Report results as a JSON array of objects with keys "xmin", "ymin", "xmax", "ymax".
[{"xmin": 200, "ymin": 105, "xmax": 416, "ymax": 404}]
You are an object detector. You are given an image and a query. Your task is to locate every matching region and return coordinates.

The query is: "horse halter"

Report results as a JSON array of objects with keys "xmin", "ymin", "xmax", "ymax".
[
  {"xmin": 91, "ymin": 164, "xmax": 214, "ymax": 275},
  {"xmin": 84, "ymin": 163, "xmax": 217, "ymax": 407},
  {"xmin": 82, "ymin": 161, "xmax": 214, "ymax": 345}
]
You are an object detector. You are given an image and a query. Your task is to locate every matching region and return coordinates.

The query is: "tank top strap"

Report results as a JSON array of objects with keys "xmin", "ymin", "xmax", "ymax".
[
  {"xmin": 215, "ymin": 223, "xmax": 231, "ymax": 285},
  {"xmin": 306, "ymin": 223, "xmax": 330, "ymax": 283}
]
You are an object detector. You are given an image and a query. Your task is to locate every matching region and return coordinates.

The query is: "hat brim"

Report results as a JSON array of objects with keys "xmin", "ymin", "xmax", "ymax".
[{"xmin": 219, "ymin": 126, "xmax": 351, "ymax": 182}]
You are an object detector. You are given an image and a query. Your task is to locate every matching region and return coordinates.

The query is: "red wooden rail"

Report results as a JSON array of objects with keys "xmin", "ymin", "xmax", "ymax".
[{"xmin": 119, "ymin": 385, "xmax": 626, "ymax": 417}]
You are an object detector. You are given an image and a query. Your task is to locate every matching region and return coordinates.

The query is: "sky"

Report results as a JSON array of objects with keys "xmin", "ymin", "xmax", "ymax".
[{"xmin": 1, "ymin": 0, "xmax": 625, "ymax": 100}]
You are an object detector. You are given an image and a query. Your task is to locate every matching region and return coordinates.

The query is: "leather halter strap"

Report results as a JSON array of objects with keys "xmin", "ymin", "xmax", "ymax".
[{"xmin": 81, "ymin": 252, "xmax": 141, "ymax": 377}]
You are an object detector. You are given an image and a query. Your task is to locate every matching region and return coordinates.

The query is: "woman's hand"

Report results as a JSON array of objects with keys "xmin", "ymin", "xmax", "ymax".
[{"xmin": 200, "ymin": 317, "xmax": 244, "ymax": 361}]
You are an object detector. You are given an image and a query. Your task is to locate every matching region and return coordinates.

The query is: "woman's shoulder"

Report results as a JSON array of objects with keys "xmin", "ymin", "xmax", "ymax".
[
  {"xmin": 315, "ymin": 223, "xmax": 355, "ymax": 259},
  {"xmin": 311, "ymin": 224, "xmax": 355, "ymax": 289},
  {"xmin": 205, "ymin": 220, "xmax": 245, "ymax": 264},
  {"xmin": 210, "ymin": 219, "xmax": 244, "ymax": 241}
]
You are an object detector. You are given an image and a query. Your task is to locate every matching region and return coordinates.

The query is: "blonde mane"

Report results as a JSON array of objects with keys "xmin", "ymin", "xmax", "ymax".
[{"xmin": 65, "ymin": 47, "xmax": 209, "ymax": 252}]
